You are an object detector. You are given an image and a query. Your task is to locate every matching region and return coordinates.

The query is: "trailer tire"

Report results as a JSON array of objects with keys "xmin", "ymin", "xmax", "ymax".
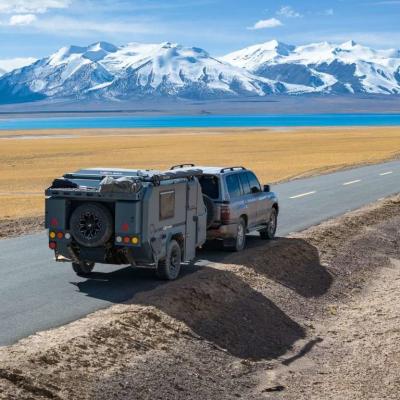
[
  {"xmin": 72, "ymin": 261, "xmax": 95, "ymax": 277},
  {"xmin": 70, "ymin": 203, "xmax": 113, "ymax": 248},
  {"xmin": 156, "ymin": 240, "xmax": 181, "ymax": 280}
]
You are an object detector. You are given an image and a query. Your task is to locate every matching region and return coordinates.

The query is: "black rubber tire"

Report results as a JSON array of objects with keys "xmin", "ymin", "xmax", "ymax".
[
  {"xmin": 156, "ymin": 240, "xmax": 182, "ymax": 280},
  {"xmin": 72, "ymin": 261, "xmax": 95, "ymax": 277},
  {"xmin": 203, "ymin": 194, "xmax": 216, "ymax": 229},
  {"xmin": 70, "ymin": 203, "xmax": 113, "ymax": 248},
  {"xmin": 260, "ymin": 208, "xmax": 278, "ymax": 240},
  {"xmin": 227, "ymin": 217, "xmax": 246, "ymax": 252}
]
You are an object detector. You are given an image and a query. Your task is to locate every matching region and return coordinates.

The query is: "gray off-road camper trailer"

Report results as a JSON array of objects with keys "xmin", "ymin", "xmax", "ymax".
[{"xmin": 45, "ymin": 168, "xmax": 207, "ymax": 280}]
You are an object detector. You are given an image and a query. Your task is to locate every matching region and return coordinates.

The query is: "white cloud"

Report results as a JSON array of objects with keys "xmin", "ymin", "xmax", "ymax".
[
  {"xmin": 0, "ymin": 0, "xmax": 71, "ymax": 14},
  {"xmin": 9, "ymin": 14, "xmax": 37, "ymax": 25},
  {"xmin": 324, "ymin": 8, "xmax": 334, "ymax": 15},
  {"xmin": 277, "ymin": 6, "xmax": 302, "ymax": 18},
  {"xmin": 0, "ymin": 57, "xmax": 36, "ymax": 72},
  {"xmin": 248, "ymin": 18, "xmax": 283, "ymax": 30},
  {"xmin": 21, "ymin": 15, "xmax": 159, "ymax": 37}
]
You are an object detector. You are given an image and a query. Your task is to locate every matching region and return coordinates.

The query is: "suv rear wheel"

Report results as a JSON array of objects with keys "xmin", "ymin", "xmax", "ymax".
[
  {"xmin": 260, "ymin": 208, "xmax": 277, "ymax": 240},
  {"xmin": 227, "ymin": 217, "xmax": 246, "ymax": 252},
  {"xmin": 156, "ymin": 240, "xmax": 182, "ymax": 280}
]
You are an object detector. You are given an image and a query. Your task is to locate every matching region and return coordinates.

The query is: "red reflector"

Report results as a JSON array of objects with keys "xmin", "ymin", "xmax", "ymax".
[
  {"xmin": 123, "ymin": 236, "xmax": 130, "ymax": 244},
  {"xmin": 220, "ymin": 205, "xmax": 231, "ymax": 223},
  {"xmin": 121, "ymin": 223, "xmax": 129, "ymax": 232},
  {"xmin": 50, "ymin": 217, "xmax": 58, "ymax": 227},
  {"xmin": 49, "ymin": 242, "xmax": 57, "ymax": 250}
]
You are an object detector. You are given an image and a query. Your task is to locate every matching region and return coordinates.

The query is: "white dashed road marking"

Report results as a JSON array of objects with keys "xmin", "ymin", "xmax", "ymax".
[
  {"xmin": 380, "ymin": 171, "xmax": 393, "ymax": 176},
  {"xmin": 343, "ymin": 179, "xmax": 361, "ymax": 186},
  {"xmin": 290, "ymin": 191, "xmax": 316, "ymax": 199}
]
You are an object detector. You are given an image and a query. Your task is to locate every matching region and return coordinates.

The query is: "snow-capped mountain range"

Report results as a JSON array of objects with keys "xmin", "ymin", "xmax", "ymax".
[
  {"xmin": 0, "ymin": 40, "xmax": 399, "ymax": 103},
  {"xmin": 222, "ymin": 40, "xmax": 400, "ymax": 95}
]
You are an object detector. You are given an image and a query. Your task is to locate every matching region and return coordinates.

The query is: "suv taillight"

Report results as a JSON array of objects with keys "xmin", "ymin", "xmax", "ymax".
[{"xmin": 220, "ymin": 205, "xmax": 231, "ymax": 224}]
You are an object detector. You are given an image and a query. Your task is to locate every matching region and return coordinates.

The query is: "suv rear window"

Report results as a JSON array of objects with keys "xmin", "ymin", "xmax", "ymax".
[
  {"xmin": 225, "ymin": 174, "xmax": 242, "ymax": 198},
  {"xmin": 199, "ymin": 175, "xmax": 220, "ymax": 199}
]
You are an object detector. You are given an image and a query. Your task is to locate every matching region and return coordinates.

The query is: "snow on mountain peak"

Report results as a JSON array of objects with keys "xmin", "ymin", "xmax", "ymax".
[
  {"xmin": 340, "ymin": 40, "xmax": 358, "ymax": 49},
  {"xmin": 88, "ymin": 41, "xmax": 118, "ymax": 53},
  {"xmin": 221, "ymin": 40, "xmax": 295, "ymax": 70}
]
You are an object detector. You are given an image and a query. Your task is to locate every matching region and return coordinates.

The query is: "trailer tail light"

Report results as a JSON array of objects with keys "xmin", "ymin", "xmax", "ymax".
[
  {"xmin": 121, "ymin": 223, "xmax": 129, "ymax": 232},
  {"xmin": 220, "ymin": 205, "xmax": 231, "ymax": 224},
  {"xmin": 57, "ymin": 232, "xmax": 64, "ymax": 239},
  {"xmin": 123, "ymin": 236, "xmax": 130, "ymax": 244},
  {"xmin": 49, "ymin": 231, "xmax": 56, "ymax": 239},
  {"xmin": 49, "ymin": 242, "xmax": 57, "ymax": 250}
]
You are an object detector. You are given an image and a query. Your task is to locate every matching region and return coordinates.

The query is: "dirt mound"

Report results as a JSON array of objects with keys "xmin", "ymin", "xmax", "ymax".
[{"xmin": 136, "ymin": 266, "xmax": 305, "ymax": 360}]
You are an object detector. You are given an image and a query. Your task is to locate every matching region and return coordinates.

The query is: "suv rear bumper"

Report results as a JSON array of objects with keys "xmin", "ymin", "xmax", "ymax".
[{"xmin": 207, "ymin": 223, "xmax": 238, "ymax": 240}]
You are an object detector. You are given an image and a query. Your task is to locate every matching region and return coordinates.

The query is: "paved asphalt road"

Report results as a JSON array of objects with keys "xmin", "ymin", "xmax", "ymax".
[{"xmin": 0, "ymin": 160, "xmax": 399, "ymax": 346}]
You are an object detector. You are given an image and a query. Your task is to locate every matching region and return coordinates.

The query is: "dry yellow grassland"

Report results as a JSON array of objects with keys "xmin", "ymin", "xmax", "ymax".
[{"xmin": 0, "ymin": 127, "xmax": 399, "ymax": 220}]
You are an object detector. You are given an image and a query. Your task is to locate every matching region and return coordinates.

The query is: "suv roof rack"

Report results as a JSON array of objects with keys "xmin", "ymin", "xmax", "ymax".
[
  {"xmin": 220, "ymin": 166, "xmax": 247, "ymax": 173},
  {"xmin": 170, "ymin": 163, "xmax": 196, "ymax": 170}
]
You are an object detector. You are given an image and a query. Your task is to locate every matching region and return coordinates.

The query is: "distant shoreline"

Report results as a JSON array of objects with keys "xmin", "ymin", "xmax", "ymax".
[
  {"xmin": 0, "ymin": 94, "xmax": 399, "ymax": 121},
  {"xmin": 1, "ymin": 112, "xmax": 400, "ymax": 130}
]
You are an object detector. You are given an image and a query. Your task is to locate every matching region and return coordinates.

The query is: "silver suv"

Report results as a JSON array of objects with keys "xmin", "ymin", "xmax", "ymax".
[{"xmin": 170, "ymin": 165, "xmax": 279, "ymax": 251}]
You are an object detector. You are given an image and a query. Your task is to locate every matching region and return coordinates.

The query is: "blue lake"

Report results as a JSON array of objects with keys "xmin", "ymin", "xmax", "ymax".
[{"xmin": 1, "ymin": 113, "xmax": 400, "ymax": 130}]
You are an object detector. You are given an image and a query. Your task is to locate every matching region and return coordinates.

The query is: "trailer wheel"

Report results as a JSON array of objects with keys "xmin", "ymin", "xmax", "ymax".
[
  {"xmin": 72, "ymin": 261, "xmax": 95, "ymax": 277},
  {"xmin": 156, "ymin": 240, "xmax": 181, "ymax": 280}
]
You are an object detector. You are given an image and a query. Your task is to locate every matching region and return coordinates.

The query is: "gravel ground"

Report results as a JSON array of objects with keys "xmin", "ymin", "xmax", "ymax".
[
  {"xmin": 0, "ymin": 216, "xmax": 43, "ymax": 239},
  {"xmin": 0, "ymin": 196, "xmax": 399, "ymax": 399}
]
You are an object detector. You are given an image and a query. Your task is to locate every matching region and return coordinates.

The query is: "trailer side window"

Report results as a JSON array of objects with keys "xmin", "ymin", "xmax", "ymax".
[{"xmin": 160, "ymin": 190, "xmax": 175, "ymax": 220}]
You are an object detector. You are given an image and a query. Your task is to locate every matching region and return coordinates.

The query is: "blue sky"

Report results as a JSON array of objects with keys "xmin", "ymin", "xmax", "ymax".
[{"xmin": 0, "ymin": 0, "xmax": 399, "ymax": 59}]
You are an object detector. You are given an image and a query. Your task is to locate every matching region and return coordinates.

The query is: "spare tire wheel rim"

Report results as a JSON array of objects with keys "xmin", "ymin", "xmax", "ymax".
[{"xmin": 79, "ymin": 211, "xmax": 102, "ymax": 240}]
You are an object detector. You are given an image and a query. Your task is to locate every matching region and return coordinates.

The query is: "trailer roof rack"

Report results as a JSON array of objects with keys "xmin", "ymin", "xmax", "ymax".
[
  {"xmin": 63, "ymin": 169, "xmax": 204, "ymax": 186},
  {"xmin": 220, "ymin": 166, "xmax": 247, "ymax": 173},
  {"xmin": 170, "ymin": 163, "xmax": 196, "ymax": 170}
]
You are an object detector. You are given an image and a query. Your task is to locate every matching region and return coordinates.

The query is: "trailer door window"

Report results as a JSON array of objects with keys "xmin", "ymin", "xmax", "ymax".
[{"xmin": 160, "ymin": 190, "xmax": 175, "ymax": 220}]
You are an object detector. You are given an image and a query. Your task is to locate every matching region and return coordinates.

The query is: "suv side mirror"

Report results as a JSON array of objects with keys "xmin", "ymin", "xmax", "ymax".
[
  {"xmin": 263, "ymin": 184, "xmax": 271, "ymax": 193},
  {"xmin": 251, "ymin": 186, "xmax": 260, "ymax": 194}
]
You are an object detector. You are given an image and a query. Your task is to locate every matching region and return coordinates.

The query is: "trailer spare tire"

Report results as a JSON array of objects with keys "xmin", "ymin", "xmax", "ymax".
[
  {"xmin": 70, "ymin": 203, "xmax": 113, "ymax": 247},
  {"xmin": 203, "ymin": 194, "xmax": 216, "ymax": 229}
]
